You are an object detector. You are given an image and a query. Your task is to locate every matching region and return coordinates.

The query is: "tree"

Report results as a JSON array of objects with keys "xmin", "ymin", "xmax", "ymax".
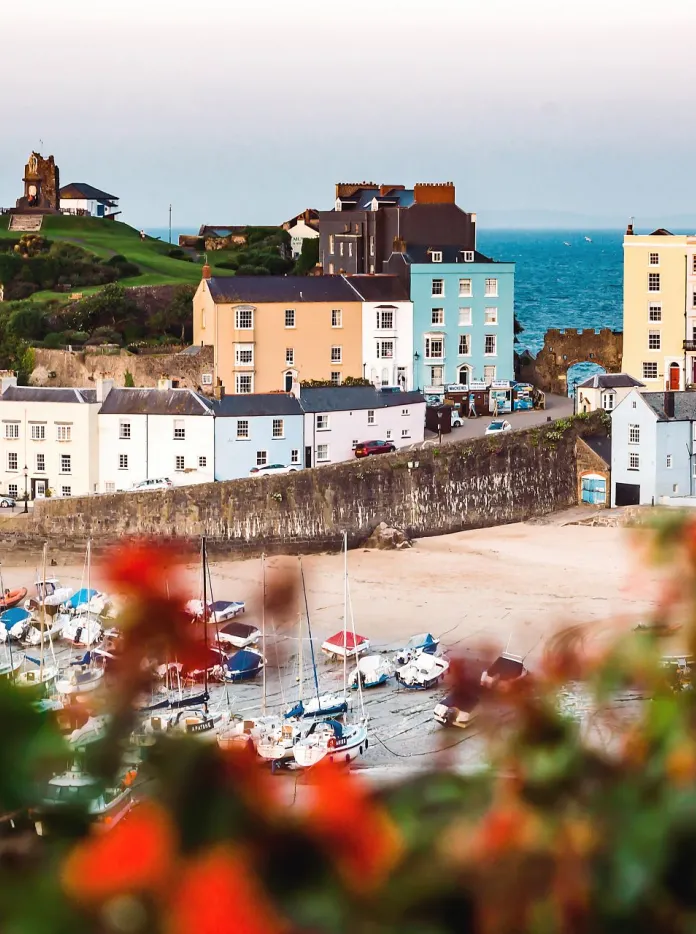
[
  {"xmin": 150, "ymin": 285, "xmax": 195, "ymax": 342},
  {"xmin": 7, "ymin": 305, "xmax": 48, "ymax": 341},
  {"xmin": 293, "ymin": 237, "xmax": 320, "ymax": 275},
  {"xmin": 124, "ymin": 370, "xmax": 135, "ymax": 387}
]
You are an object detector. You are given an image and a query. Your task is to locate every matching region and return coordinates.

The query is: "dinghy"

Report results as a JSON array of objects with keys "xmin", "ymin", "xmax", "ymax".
[
  {"xmin": 396, "ymin": 650, "xmax": 449, "ymax": 689},
  {"xmin": 321, "ymin": 630, "xmax": 370, "ymax": 659},
  {"xmin": 215, "ymin": 620, "xmax": 261, "ymax": 649},
  {"xmin": 187, "ymin": 599, "xmax": 245, "ymax": 623},
  {"xmin": 480, "ymin": 653, "xmax": 527, "ymax": 691},
  {"xmin": 0, "ymin": 607, "xmax": 32, "ymax": 643},
  {"xmin": 394, "ymin": 633, "xmax": 440, "ymax": 666},
  {"xmin": 62, "ymin": 588, "xmax": 109, "ymax": 617},
  {"xmin": 0, "ymin": 587, "xmax": 27, "ymax": 611},
  {"xmin": 433, "ymin": 687, "xmax": 480, "ymax": 728},
  {"xmin": 350, "ymin": 654, "xmax": 393, "ymax": 689}
]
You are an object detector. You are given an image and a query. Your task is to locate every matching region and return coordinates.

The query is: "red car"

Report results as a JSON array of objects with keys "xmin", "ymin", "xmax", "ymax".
[{"xmin": 354, "ymin": 440, "xmax": 397, "ymax": 458}]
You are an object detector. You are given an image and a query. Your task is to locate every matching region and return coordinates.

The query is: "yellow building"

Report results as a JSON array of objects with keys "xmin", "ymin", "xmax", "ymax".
[
  {"xmin": 193, "ymin": 271, "xmax": 408, "ymax": 394},
  {"xmin": 623, "ymin": 226, "xmax": 692, "ymax": 391}
]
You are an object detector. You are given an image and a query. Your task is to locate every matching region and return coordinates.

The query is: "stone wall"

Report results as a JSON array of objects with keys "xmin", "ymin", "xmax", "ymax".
[
  {"xmin": 30, "ymin": 345, "xmax": 214, "ymax": 391},
  {"xmin": 1, "ymin": 415, "xmax": 608, "ymax": 558},
  {"xmin": 517, "ymin": 328, "xmax": 623, "ymax": 395}
]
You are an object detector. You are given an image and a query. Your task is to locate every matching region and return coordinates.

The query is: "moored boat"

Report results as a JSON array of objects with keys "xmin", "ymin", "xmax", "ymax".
[
  {"xmin": 292, "ymin": 718, "xmax": 369, "ymax": 768},
  {"xmin": 350, "ymin": 654, "xmax": 393, "ymax": 689},
  {"xmin": 396, "ymin": 650, "xmax": 449, "ymax": 689},
  {"xmin": 394, "ymin": 633, "xmax": 440, "ymax": 666}
]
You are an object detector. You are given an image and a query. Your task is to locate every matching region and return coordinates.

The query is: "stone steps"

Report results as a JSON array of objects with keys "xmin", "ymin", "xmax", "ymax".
[{"xmin": 8, "ymin": 215, "xmax": 43, "ymax": 232}]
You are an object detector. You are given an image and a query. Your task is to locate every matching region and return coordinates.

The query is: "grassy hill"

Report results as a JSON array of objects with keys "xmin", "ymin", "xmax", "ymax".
[{"xmin": 0, "ymin": 215, "xmax": 233, "ymax": 289}]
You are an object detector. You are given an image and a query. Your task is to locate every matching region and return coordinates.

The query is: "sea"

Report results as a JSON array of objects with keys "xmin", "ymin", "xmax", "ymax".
[{"xmin": 148, "ymin": 226, "xmax": 625, "ymax": 390}]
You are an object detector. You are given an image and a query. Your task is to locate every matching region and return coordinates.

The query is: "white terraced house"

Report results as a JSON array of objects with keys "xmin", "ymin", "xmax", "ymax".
[
  {"xmin": 0, "ymin": 377, "xmax": 107, "ymax": 501},
  {"xmin": 97, "ymin": 381, "xmax": 215, "ymax": 493}
]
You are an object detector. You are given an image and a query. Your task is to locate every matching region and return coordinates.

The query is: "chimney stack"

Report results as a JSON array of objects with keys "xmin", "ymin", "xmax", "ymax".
[
  {"xmin": 202, "ymin": 263, "xmax": 212, "ymax": 280},
  {"xmin": 213, "ymin": 378, "xmax": 225, "ymax": 401},
  {"xmin": 626, "ymin": 217, "xmax": 635, "ymax": 236},
  {"xmin": 157, "ymin": 377, "xmax": 173, "ymax": 391},
  {"xmin": 1, "ymin": 373, "xmax": 18, "ymax": 394},
  {"xmin": 393, "ymin": 236, "xmax": 407, "ymax": 254},
  {"xmin": 664, "ymin": 390, "xmax": 675, "ymax": 418},
  {"xmin": 96, "ymin": 377, "xmax": 114, "ymax": 402}
]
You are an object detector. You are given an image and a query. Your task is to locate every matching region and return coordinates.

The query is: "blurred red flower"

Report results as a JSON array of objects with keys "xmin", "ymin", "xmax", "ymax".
[
  {"xmin": 105, "ymin": 539, "xmax": 190, "ymax": 600},
  {"xmin": 167, "ymin": 846, "xmax": 288, "ymax": 934},
  {"xmin": 61, "ymin": 801, "xmax": 176, "ymax": 904},
  {"xmin": 304, "ymin": 761, "xmax": 403, "ymax": 890}
]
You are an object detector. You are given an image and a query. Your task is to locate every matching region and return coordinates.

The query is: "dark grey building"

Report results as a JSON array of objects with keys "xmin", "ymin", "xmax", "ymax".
[{"xmin": 318, "ymin": 182, "xmax": 477, "ymax": 276}]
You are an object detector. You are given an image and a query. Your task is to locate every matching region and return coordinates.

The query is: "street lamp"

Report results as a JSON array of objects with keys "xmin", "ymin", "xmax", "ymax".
[
  {"xmin": 23, "ymin": 465, "xmax": 28, "ymax": 513},
  {"xmin": 413, "ymin": 351, "xmax": 420, "ymax": 392}
]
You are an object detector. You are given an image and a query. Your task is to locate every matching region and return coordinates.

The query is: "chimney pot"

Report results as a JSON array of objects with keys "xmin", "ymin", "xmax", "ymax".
[{"xmin": 202, "ymin": 263, "xmax": 212, "ymax": 280}]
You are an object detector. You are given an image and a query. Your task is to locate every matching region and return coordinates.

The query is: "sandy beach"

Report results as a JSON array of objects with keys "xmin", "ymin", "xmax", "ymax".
[{"xmin": 0, "ymin": 516, "xmax": 661, "ymax": 779}]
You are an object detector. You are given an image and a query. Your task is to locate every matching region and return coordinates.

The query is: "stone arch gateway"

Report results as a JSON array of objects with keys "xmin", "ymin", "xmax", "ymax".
[{"xmin": 516, "ymin": 328, "xmax": 623, "ymax": 395}]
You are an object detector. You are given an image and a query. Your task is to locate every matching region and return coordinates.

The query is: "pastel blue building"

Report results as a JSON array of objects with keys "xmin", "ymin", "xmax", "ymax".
[
  {"xmin": 213, "ymin": 394, "xmax": 305, "ymax": 480},
  {"xmin": 407, "ymin": 246, "xmax": 515, "ymax": 393}
]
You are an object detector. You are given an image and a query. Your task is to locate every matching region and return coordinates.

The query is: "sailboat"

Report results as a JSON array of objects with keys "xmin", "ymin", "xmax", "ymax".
[
  {"xmin": 56, "ymin": 542, "xmax": 105, "ymax": 697},
  {"xmin": 17, "ymin": 545, "xmax": 59, "ymax": 696},
  {"xmin": 284, "ymin": 558, "xmax": 347, "ymax": 720},
  {"xmin": 292, "ymin": 534, "xmax": 368, "ymax": 768}
]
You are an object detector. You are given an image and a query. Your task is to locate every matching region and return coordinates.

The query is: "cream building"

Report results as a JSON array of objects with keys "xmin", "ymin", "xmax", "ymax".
[
  {"xmin": 623, "ymin": 227, "xmax": 694, "ymax": 391},
  {"xmin": 0, "ymin": 377, "xmax": 107, "ymax": 501}
]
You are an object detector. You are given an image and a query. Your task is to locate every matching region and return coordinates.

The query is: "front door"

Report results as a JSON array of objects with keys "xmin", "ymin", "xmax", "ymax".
[
  {"xmin": 305, "ymin": 446, "xmax": 312, "ymax": 468},
  {"xmin": 670, "ymin": 362, "xmax": 681, "ymax": 390},
  {"xmin": 284, "ymin": 372, "xmax": 293, "ymax": 392},
  {"xmin": 31, "ymin": 479, "xmax": 46, "ymax": 499}
]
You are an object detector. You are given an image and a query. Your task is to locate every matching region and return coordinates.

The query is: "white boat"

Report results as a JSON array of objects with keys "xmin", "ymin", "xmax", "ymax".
[
  {"xmin": 22, "ymin": 618, "xmax": 63, "ymax": 646},
  {"xmin": 393, "ymin": 633, "xmax": 440, "ymax": 666},
  {"xmin": 134, "ymin": 706, "xmax": 222, "ymax": 744},
  {"xmin": 293, "ymin": 718, "xmax": 369, "ymax": 768},
  {"xmin": 25, "ymin": 578, "xmax": 74, "ymax": 612},
  {"xmin": 16, "ymin": 662, "xmax": 59, "ymax": 694},
  {"xmin": 256, "ymin": 719, "xmax": 302, "ymax": 763},
  {"xmin": 1, "ymin": 608, "xmax": 32, "ymax": 643},
  {"xmin": 350, "ymin": 654, "xmax": 393, "ymax": 689},
  {"xmin": 187, "ymin": 599, "xmax": 246, "ymax": 623},
  {"xmin": 285, "ymin": 691, "xmax": 348, "ymax": 719},
  {"xmin": 215, "ymin": 620, "xmax": 261, "ymax": 649},
  {"xmin": 60, "ymin": 615, "xmax": 103, "ymax": 647},
  {"xmin": 321, "ymin": 630, "xmax": 370, "ymax": 659},
  {"xmin": 56, "ymin": 662, "xmax": 105, "ymax": 696},
  {"xmin": 584, "ymin": 236, "xmax": 592, "ymax": 243},
  {"xmin": 396, "ymin": 650, "xmax": 449, "ymax": 689},
  {"xmin": 433, "ymin": 689, "xmax": 480, "ymax": 728},
  {"xmin": 62, "ymin": 588, "xmax": 110, "ymax": 617},
  {"xmin": 0, "ymin": 655, "xmax": 21, "ymax": 679},
  {"xmin": 36, "ymin": 767, "xmax": 134, "ymax": 833},
  {"xmin": 68, "ymin": 715, "xmax": 110, "ymax": 749}
]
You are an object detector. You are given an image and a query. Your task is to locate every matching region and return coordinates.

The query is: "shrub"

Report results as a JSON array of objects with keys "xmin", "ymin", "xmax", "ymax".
[
  {"xmin": 124, "ymin": 369, "xmax": 135, "ymax": 387},
  {"xmin": 42, "ymin": 332, "xmax": 64, "ymax": 349},
  {"xmin": 7, "ymin": 305, "xmax": 48, "ymax": 341}
]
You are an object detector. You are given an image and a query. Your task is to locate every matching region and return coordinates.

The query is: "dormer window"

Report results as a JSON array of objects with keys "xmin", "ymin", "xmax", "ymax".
[
  {"xmin": 334, "ymin": 198, "xmax": 343, "ymax": 211},
  {"xmin": 370, "ymin": 198, "xmax": 379, "ymax": 211},
  {"xmin": 463, "ymin": 251, "xmax": 474, "ymax": 262},
  {"xmin": 431, "ymin": 251, "xmax": 443, "ymax": 263}
]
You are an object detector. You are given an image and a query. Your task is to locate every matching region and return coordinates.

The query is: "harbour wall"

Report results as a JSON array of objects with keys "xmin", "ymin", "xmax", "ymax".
[{"xmin": 1, "ymin": 415, "xmax": 607, "ymax": 558}]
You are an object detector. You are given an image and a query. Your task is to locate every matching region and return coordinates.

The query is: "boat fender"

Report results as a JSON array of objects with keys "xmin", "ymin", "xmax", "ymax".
[{"xmin": 328, "ymin": 737, "xmax": 337, "ymax": 749}]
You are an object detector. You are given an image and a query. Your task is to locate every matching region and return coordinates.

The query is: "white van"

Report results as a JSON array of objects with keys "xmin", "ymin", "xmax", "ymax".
[{"xmin": 132, "ymin": 478, "xmax": 173, "ymax": 492}]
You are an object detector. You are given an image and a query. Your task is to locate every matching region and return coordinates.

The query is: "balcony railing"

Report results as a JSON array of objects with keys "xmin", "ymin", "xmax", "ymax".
[{"xmin": 684, "ymin": 340, "xmax": 696, "ymax": 351}]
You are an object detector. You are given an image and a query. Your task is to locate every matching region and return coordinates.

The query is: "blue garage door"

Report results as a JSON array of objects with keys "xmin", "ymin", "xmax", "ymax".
[{"xmin": 581, "ymin": 475, "xmax": 607, "ymax": 505}]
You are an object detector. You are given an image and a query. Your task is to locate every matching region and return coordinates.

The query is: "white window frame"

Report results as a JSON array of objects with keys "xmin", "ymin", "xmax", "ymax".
[
  {"xmin": 463, "ymin": 251, "xmax": 474, "ymax": 262},
  {"xmin": 642, "ymin": 361, "xmax": 658, "ymax": 380},
  {"xmin": 458, "ymin": 307, "xmax": 472, "ymax": 326},
  {"xmin": 56, "ymin": 425, "xmax": 72, "ymax": 442},
  {"xmin": 330, "ymin": 372, "xmax": 341, "ymax": 386},
  {"xmin": 331, "ymin": 309, "xmax": 342, "ymax": 328},
  {"xmin": 285, "ymin": 348, "xmax": 294, "ymax": 366},
  {"xmin": 649, "ymin": 252, "xmax": 660, "ymax": 266},
  {"xmin": 175, "ymin": 455, "xmax": 185, "ymax": 472},
  {"xmin": 601, "ymin": 392, "xmax": 615, "ymax": 411},
  {"xmin": 235, "ymin": 344, "xmax": 254, "ymax": 366},
  {"xmin": 401, "ymin": 428, "xmax": 410, "ymax": 438},
  {"xmin": 459, "ymin": 278, "xmax": 472, "ymax": 297},
  {"xmin": 484, "ymin": 334, "xmax": 497, "ymax": 356},
  {"xmin": 201, "ymin": 373, "xmax": 213, "ymax": 386},
  {"xmin": 431, "ymin": 251, "xmax": 443, "ymax": 263},
  {"xmin": 484, "ymin": 307, "xmax": 498, "ymax": 325},
  {"xmin": 425, "ymin": 336, "xmax": 444, "ymax": 360},
  {"xmin": 7, "ymin": 452, "xmax": 18, "ymax": 472},
  {"xmin": 61, "ymin": 486, "xmax": 71, "ymax": 497},
  {"xmin": 316, "ymin": 414, "xmax": 330, "ymax": 431},
  {"xmin": 377, "ymin": 309, "xmax": 394, "ymax": 329},
  {"xmin": 330, "ymin": 346, "xmax": 342, "ymax": 364},
  {"xmin": 4, "ymin": 422, "xmax": 19, "ymax": 440},
  {"xmin": 648, "ymin": 272, "xmax": 661, "ymax": 292},
  {"xmin": 235, "ymin": 374, "xmax": 253, "ymax": 394},
  {"xmin": 199, "ymin": 456, "xmax": 207, "ymax": 468},
  {"xmin": 628, "ymin": 424, "xmax": 640, "ymax": 444},
  {"xmin": 458, "ymin": 333, "xmax": 471, "ymax": 356},
  {"xmin": 648, "ymin": 303, "xmax": 662, "ymax": 322},
  {"xmin": 235, "ymin": 307, "xmax": 254, "ymax": 330},
  {"xmin": 284, "ymin": 309, "xmax": 295, "ymax": 329},
  {"xmin": 119, "ymin": 421, "xmax": 131, "ymax": 440},
  {"xmin": 118, "ymin": 454, "xmax": 128, "ymax": 470},
  {"xmin": 329, "ymin": 234, "xmax": 335, "ymax": 255},
  {"xmin": 236, "ymin": 419, "xmax": 249, "ymax": 439},
  {"xmin": 291, "ymin": 449, "xmax": 300, "ymax": 464},
  {"xmin": 648, "ymin": 330, "xmax": 661, "ymax": 351},
  {"xmin": 256, "ymin": 451, "xmax": 268, "ymax": 467},
  {"xmin": 666, "ymin": 454, "xmax": 673, "ymax": 468},
  {"xmin": 431, "ymin": 278, "xmax": 444, "ymax": 297},
  {"xmin": 483, "ymin": 365, "xmax": 497, "ymax": 382},
  {"xmin": 173, "ymin": 419, "xmax": 186, "ymax": 440},
  {"xmin": 629, "ymin": 452, "xmax": 640, "ymax": 470},
  {"xmin": 484, "ymin": 278, "xmax": 499, "ymax": 297},
  {"xmin": 401, "ymin": 408, "xmax": 409, "ymax": 417},
  {"xmin": 30, "ymin": 424, "xmax": 45, "ymax": 441},
  {"xmin": 431, "ymin": 308, "xmax": 445, "ymax": 326},
  {"xmin": 60, "ymin": 454, "xmax": 71, "ymax": 474},
  {"xmin": 367, "ymin": 410, "xmax": 375, "ymax": 425},
  {"xmin": 36, "ymin": 452, "xmax": 45, "ymax": 472},
  {"xmin": 376, "ymin": 340, "xmax": 394, "ymax": 359},
  {"xmin": 317, "ymin": 444, "xmax": 329, "ymax": 462},
  {"xmin": 272, "ymin": 418, "xmax": 284, "ymax": 439}
]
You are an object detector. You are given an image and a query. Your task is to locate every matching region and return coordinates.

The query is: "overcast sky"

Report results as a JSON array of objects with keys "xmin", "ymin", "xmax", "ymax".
[{"xmin": 1, "ymin": 0, "xmax": 695, "ymax": 228}]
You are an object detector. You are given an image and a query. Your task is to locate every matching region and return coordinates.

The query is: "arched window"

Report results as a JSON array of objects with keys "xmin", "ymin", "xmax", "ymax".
[
  {"xmin": 283, "ymin": 370, "xmax": 296, "ymax": 392},
  {"xmin": 457, "ymin": 365, "xmax": 471, "ymax": 386}
]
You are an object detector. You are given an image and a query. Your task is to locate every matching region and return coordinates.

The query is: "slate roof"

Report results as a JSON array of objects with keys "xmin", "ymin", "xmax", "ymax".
[
  {"xmin": 582, "ymin": 434, "xmax": 611, "ymax": 465},
  {"xmin": 335, "ymin": 187, "xmax": 415, "ymax": 210},
  {"xmin": 577, "ymin": 373, "xmax": 644, "ymax": 390},
  {"xmin": 403, "ymin": 245, "xmax": 497, "ymax": 265},
  {"xmin": 1, "ymin": 386, "xmax": 97, "ymax": 404},
  {"xmin": 207, "ymin": 276, "xmax": 376, "ymax": 304},
  {"xmin": 641, "ymin": 392, "xmax": 696, "ymax": 421},
  {"xmin": 212, "ymin": 394, "xmax": 303, "ymax": 417},
  {"xmin": 59, "ymin": 183, "xmax": 118, "ymax": 202},
  {"xmin": 343, "ymin": 276, "xmax": 410, "ymax": 302},
  {"xmin": 298, "ymin": 387, "xmax": 425, "ymax": 413},
  {"xmin": 98, "ymin": 388, "xmax": 213, "ymax": 416}
]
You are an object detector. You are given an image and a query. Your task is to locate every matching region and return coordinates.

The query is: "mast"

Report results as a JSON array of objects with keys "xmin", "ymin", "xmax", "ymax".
[
  {"xmin": 300, "ymin": 558, "xmax": 320, "ymax": 702},
  {"xmin": 40, "ymin": 542, "xmax": 47, "ymax": 684},
  {"xmin": 261, "ymin": 554, "xmax": 267, "ymax": 715},
  {"xmin": 202, "ymin": 537, "xmax": 208, "ymax": 700},
  {"xmin": 343, "ymin": 531, "xmax": 348, "ymax": 700}
]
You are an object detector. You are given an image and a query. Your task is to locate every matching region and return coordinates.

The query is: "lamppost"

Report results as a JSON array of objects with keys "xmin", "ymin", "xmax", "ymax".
[
  {"xmin": 413, "ymin": 351, "xmax": 420, "ymax": 391},
  {"xmin": 23, "ymin": 465, "xmax": 28, "ymax": 513}
]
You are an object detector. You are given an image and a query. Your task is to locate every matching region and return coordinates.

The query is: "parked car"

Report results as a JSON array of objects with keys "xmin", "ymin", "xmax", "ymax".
[
  {"xmin": 449, "ymin": 410, "xmax": 464, "ymax": 428},
  {"xmin": 354, "ymin": 440, "xmax": 397, "ymax": 458},
  {"xmin": 132, "ymin": 478, "xmax": 173, "ymax": 491},
  {"xmin": 249, "ymin": 464, "xmax": 298, "ymax": 477},
  {"xmin": 0, "ymin": 496, "xmax": 16, "ymax": 508},
  {"xmin": 484, "ymin": 419, "xmax": 512, "ymax": 435}
]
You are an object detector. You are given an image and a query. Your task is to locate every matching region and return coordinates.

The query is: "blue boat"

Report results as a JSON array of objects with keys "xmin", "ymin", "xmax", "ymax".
[
  {"xmin": 64, "ymin": 588, "xmax": 99, "ymax": 611},
  {"xmin": 220, "ymin": 650, "xmax": 264, "ymax": 683},
  {"xmin": 394, "ymin": 633, "xmax": 440, "ymax": 666},
  {"xmin": 285, "ymin": 693, "xmax": 349, "ymax": 719},
  {"xmin": 0, "ymin": 607, "xmax": 31, "ymax": 639}
]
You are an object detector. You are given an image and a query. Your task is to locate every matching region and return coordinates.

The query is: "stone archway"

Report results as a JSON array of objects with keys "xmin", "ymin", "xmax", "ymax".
[{"xmin": 516, "ymin": 328, "xmax": 623, "ymax": 395}]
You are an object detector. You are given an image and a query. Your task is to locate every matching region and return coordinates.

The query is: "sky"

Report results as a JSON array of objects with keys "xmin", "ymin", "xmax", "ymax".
[{"xmin": 1, "ymin": 0, "xmax": 696, "ymax": 228}]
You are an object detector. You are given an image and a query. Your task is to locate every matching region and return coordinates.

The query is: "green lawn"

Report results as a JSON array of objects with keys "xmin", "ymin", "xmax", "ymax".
[{"xmin": 0, "ymin": 214, "xmax": 233, "ymax": 289}]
